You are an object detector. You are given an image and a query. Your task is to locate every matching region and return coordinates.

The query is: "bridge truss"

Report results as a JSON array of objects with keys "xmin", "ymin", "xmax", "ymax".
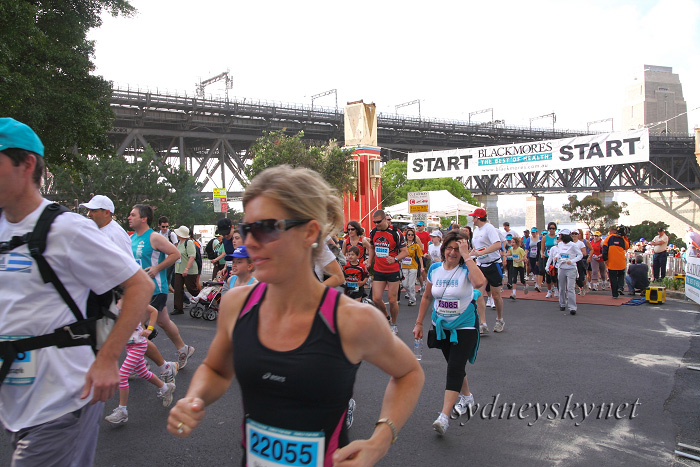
[{"xmin": 108, "ymin": 87, "xmax": 699, "ymax": 197}]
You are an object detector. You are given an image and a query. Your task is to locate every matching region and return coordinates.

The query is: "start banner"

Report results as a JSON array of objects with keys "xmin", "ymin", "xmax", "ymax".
[
  {"xmin": 685, "ymin": 255, "xmax": 700, "ymax": 305},
  {"xmin": 407, "ymin": 129, "xmax": 649, "ymax": 180}
]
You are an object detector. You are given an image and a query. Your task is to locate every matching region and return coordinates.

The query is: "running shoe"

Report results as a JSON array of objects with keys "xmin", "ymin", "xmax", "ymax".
[
  {"xmin": 510, "ymin": 293, "xmax": 516, "ymax": 301},
  {"xmin": 346, "ymin": 398, "xmax": 356, "ymax": 429},
  {"xmin": 534, "ymin": 285, "xmax": 541, "ymax": 293},
  {"xmin": 105, "ymin": 407, "xmax": 128, "ymax": 424},
  {"xmin": 432, "ymin": 413, "xmax": 449, "ymax": 436},
  {"xmin": 560, "ymin": 306, "xmax": 565, "ymax": 311},
  {"xmin": 493, "ymin": 319, "xmax": 505, "ymax": 333},
  {"xmin": 453, "ymin": 393, "xmax": 474, "ymax": 417},
  {"xmin": 553, "ymin": 288, "xmax": 559, "ymax": 298},
  {"xmin": 408, "ymin": 301, "xmax": 416, "ymax": 306},
  {"xmin": 545, "ymin": 291, "xmax": 552, "ymax": 298},
  {"xmin": 524, "ymin": 284, "xmax": 529, "ymax": 295},
  {"xmin": 570, "ymin": 309, "xmax": 577, "ymax": 315},
  {"xmin": 581, "ymin": 283, "xmax": 588, "ymax": 297},
  {"xmin": 486, "ymin": 297, "xmax": 494, "ymax": 308},
  {"xmin": 160, "ymin": 361, "xmax": 178, "ymax": 384},
  {"xmin": 405, "ymin": 294, "xmax": 410, "ymax": 299},
  {"xmin": 479, "ymin": 323, "xmax": 489, "ymax": 335},
  {"xmin": 158, "ymin": 382, "xmax": 176, "ymax": 407},
  {"xmin": 391, "ymin": 324, "xmax": 398, "ymax": 335},
  {"xmin": 178, "ymin": 345, "xmax": 195, "ymax": 370}
]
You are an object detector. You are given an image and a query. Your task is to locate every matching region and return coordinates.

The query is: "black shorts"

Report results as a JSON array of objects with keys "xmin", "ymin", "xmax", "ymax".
[
  {"xmin": 373, "ymin": 270, "xmax": 402, "ymax": 283},
  {"xmin": 150, "ymin": 293, "xmax": 168, "ymax": 312},
  {"xmin": 478, "ymin": 262, "xmax": 503, "ymax": 289}
]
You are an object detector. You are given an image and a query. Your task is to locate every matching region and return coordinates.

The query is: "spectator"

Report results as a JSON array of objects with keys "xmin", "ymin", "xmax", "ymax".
[{"xmin": 625, "ymin": 255, "xmax": 650, "ymax": 295}]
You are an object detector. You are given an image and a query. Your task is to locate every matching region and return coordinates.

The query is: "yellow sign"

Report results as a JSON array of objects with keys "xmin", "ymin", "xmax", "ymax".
[
  {"xmin": 213, "ymin": 189, "xmax": 227, "ymax": 198},
  {"xmin": 409, "ymin": 205, "xmax": 429, "ymax": 213}
]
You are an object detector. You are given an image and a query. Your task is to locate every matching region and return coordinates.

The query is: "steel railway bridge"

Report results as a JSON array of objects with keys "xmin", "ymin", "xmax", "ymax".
[{"xmin": 108, "ymin": 87, "xmax": 699, "ymax": 199}]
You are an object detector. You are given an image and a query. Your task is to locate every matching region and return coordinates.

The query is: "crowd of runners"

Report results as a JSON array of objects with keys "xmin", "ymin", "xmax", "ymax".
[{"xmin": 1, "ymin": 117, "xmax": 685, "ymax": 466}]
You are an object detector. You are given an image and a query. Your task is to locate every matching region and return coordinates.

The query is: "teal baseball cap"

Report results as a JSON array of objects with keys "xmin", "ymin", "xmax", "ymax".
[{"xmin": 0, "ymin": 118, "xmax": 44, "ymax": 157}]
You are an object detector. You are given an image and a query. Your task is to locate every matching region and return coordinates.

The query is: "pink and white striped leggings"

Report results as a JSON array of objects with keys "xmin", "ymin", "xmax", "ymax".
[{"xmin": 119, "ymin": 341, "xmax": 154, "ymax": 389}]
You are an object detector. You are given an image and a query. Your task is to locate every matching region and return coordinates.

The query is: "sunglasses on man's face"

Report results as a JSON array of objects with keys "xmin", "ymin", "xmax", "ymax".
[
  {"xmin": 160, "ymin": 225, "xmax": 169, "ymax": 229},
  {"xmin": 373, "ymin": 218, "xmax": 385, "ymax": 224},
  {"xmin": 238, "ymin": 219, "xmax": 310, "ymax": 244}
]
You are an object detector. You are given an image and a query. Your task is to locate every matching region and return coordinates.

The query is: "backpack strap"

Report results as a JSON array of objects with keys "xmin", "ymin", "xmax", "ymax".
[
  {"xmin": 239, "ymin": 282, "xmax": 267, "ymax": 318},
  {"xmin": 27, "ymin": 204, "xmax": 84, "ymax": 323},
  {"xmin": 318, "ymin": 287, "xmax": 341, "ymax": 334}
]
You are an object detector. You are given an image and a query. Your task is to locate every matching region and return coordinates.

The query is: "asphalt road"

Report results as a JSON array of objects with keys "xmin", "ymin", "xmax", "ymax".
[{"xmin": 2, "ymin": 290, "xmax": 700, "ymax": 466}]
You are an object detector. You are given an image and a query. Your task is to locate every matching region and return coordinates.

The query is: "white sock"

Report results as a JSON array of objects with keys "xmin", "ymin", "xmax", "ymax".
[
  {"xmin": 159, "ymin": 384, "xmax": 168, "ymax": 394},
  {"xmin": 178, "ymin": 345, "xmax": 188, "ymax": 354},
  {"xmin": 157, "ymin": 363, "xmax": 167, "ymax": 373},
  {"xmin": 118, "ymin": 405, "xmax": 128, "ymax": 413}
]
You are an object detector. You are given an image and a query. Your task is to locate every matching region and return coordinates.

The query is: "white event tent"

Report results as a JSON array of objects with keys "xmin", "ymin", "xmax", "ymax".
[{"xmin": 384, "ymin": 190, "xmax": 481, "ymax": 218}]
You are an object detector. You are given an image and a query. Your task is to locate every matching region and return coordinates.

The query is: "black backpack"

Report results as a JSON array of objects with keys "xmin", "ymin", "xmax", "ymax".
[
  {"xmin": 185, "ymin": 239, "xmax": 203, "ymax": 272},
  {"xmin": 205, "ymin": 238, "xmax": 218, "ymax": 260},
  {"xmin": 0, "ymin": 204, "xmax": 121, "ymax": 388}
]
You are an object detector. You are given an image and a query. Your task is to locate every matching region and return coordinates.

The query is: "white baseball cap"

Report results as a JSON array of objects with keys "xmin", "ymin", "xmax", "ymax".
[
  {"xmin": 429, "ymin": 230, "xmax": 443, "ymax": 238},
  {"xmin": 80, "ymin": 195, "xmax": 115, "ymax": 213}
]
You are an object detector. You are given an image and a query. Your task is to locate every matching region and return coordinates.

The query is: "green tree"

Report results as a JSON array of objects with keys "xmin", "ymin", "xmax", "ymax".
[
  {"xmin": 562, "ymin": 195, "xmax": 629, "ymax": 232},
  {"xmin": 0, "ymin": 1, "xmax": 135, "ymax": 167},
  {"xmin": 245, "ymin": 130, "xmax": 356, "ymax": 194},
  {"xmin": 49, "ymin": 147, "xmax": 214, "ymax": 229},
  {"xmin": 380, "ymin": 160, "xmax": 478, "ymax": 208},
  {"xmin": 630, "ymin": 221, "xmax": 685, "ymax": 248}
]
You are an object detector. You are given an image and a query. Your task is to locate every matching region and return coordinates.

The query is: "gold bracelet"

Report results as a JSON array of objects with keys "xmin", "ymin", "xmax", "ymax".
[
  {"xmin": 375, "ymin": 418, "xmax": 398, "ymax": 444},
  {"xmin": 147, "ymin": 325, "xmax": 154, "ymax": 330}
]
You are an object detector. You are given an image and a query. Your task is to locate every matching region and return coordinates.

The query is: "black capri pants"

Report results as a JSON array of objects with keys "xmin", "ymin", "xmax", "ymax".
[{"xmin": 436, "ymin": 328, "xmax": 480, "ymax": 392}]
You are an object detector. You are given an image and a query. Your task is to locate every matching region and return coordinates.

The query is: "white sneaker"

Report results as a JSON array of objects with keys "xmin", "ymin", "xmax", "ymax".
[
  {"xmin": 105, "ymin": 407, "xmax": 128, "ymax": 424},
  {"xmin": 493, "ymin": 319, "xmax": 505, "ymax": 333},
  {"xmin": 545, "ymin": 290, "xmax": 552, "ymax": 298},
  {"xmin": 453, "ymin": 394, "xmax": 474, "ymax": 417},
  {"xmin": 160, "ymin": 361, "xmax": 178, "ymax": 384},
  {"xmin": 432, "ymin": 413, "xmax": 449, "ymax": 436},
  {"xmin": 178, "ymin": 345, "xmax": 195, "ymax": 370},
  {"xmin": 391, "ymin": 324, "xmax": 398, "ymax": 335},
  {"xmin": 553, "ymin": 288, "xmax": 559, "ymax": 298},
  {"xmin": 479, "ymin": 323, "xmax": 489, "ymax": 335},
  {"xmin": 486, "ymin": 297, "xmax": 494, "ymax": 308},
  {"xmin": 158, "ymin": 382, "xmax": 176, "ymax": 407}
]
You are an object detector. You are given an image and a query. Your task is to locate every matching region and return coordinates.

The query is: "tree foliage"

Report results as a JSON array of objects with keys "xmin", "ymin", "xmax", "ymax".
[
  {"xmin": 380, "ymin": 160, "xmax": 478, "ymax": 208},
  {"xmin": 562, "ymin": 195, "xmax": 629, "ymax": 232},
  {"xmin": 245, "ymin": 130, "xmax": 356, "ymax": 194},
  {"xmin": 629, "ymin": 221, "xmax": 685, "ymax": 248},
  {"xmin": 48, "ymin": 147, "xmax": 221, "ymax": 229},
  {"xmin": 0, "ymin": 0, "xmax": 135, "ymax": 167}
]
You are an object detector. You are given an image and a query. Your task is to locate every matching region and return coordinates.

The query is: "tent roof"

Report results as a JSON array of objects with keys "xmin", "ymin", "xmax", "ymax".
[{"xmin": 384, "ymin": 190, "xmax": 481, "ymax": 217}]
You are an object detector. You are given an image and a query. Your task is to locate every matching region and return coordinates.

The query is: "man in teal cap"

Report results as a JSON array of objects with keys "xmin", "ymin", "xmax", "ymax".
[{"xmin": 0, "ymin": 118, "xmax": 154, "ymax": 465}]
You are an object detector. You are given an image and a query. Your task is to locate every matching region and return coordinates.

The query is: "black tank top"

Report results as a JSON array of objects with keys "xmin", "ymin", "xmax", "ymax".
[{"xmin": 233, "ymin": 283, "xmax": 360, "ymax": 466}]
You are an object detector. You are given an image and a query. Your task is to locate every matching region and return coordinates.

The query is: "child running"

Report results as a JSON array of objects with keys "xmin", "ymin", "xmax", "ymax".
[
  {"xmin": 105, "ymin": 304, "xmax": 176, "ymax": 424},
  {"xmin": 222, "ymin": 245, "xmax": 257, "ymax": 295},
  {"xmin": 343, "ymin": 246, "xmax": 369, "ymax": 301},
  {"xmin": 508, "ymin": 237, "xmax": 528, "ymax": 299}
]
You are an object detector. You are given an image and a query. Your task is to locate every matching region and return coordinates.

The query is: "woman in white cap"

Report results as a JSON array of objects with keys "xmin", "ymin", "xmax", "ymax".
[
  {"xmin": 546, "ymin": 229, "xmax": 583, "ymax": 315},
  {"xmin": 173, "ymin": 226, "xmax": 201, "ymax": 314},
  {"xmin": 428, "ymin": 229, "xmax": 443, "ymax": 263}
]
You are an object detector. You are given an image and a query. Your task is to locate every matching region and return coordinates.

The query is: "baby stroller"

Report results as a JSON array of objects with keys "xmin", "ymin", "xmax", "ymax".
[{"xmin": 189, "ymin": 281, "xmax": 223, "ymax": 321}]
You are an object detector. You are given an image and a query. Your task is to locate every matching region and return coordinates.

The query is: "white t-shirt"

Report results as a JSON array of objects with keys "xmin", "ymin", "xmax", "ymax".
[
  {"xmin": 0, "ymin": 199, "xmax": 140, "ymax": 432},
  {"xmin": 428, "ymin": 243, "xmax": 442, "ymax": 263},
  {"xmin": 428, "ymin": 263, "xmax": 476, "ymax": 328},
  {"xmin": 313, "ymin": 244, "xmax": 337, "ymax": 282},
  {"xmin": 573, "ymin": 240, "xmax": 587, "ymax": 258},
  {"xmin": 500, "ymin": 229, "xmax": 520, "ymax": 239},
  {"xmin": 473, "ymin": 223, "xmax": 503, "ymax": 266},
  {"xmin": 546, "ymin": 242, "xmax": 583, "ymax": 270},
  {"xmin": 100, "ymin": 219, "xmax": 134, "ymax": 257}
]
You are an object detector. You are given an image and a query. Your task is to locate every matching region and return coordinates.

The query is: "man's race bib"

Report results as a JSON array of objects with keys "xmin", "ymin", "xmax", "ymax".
[
  {"xmin": 0, "ymin": 335, "xmax": 36, "ymax": 385},
  {"xmin": 346, "ymin": 281, "xmax": 358, "ymax": 290},
  {"xmin": 375, "ymin": 247, "xmax": 389, "ymax": 258},
  {"xmin": 401, "ymin": 257, "xmax": 413, "ymax": 265},
  {"xmin": 436, "ymin": 299, "xmax": 461, "ymax": 316},
  {"xmin": 246, "ymin": 418, "xmax": 324, "ymax": 467}
]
